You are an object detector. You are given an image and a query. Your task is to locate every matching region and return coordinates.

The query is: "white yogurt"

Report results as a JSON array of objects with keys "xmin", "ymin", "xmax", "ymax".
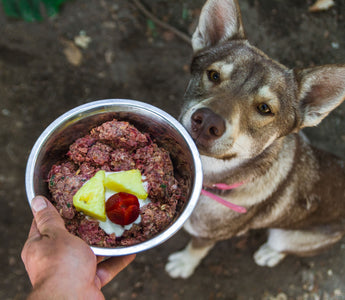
[{"xmin": 97, "ymin": 172, "xmax": 150, "ymax": 237}]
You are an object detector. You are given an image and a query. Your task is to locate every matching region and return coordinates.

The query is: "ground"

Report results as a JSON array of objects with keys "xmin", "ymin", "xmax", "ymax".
[{"xmin": 0, "ymin": 0, "xmax": 345, "ymax": 299}]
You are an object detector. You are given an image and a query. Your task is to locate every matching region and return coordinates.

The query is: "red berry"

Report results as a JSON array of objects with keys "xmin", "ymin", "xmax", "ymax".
[{"xmin": 105, "ymin": 192, "xmax": 140, "ymax": 226}]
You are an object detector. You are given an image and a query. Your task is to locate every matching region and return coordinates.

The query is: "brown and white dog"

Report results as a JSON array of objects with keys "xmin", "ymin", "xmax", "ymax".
[{"xmin": 165, "ymin": 0, "xmax": 345, "ymax": 278}]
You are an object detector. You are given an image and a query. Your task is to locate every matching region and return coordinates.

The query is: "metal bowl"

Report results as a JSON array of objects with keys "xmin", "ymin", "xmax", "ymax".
[{"xmin": 25, "ymin": 99, "xmax": 202, "ymax": 256}]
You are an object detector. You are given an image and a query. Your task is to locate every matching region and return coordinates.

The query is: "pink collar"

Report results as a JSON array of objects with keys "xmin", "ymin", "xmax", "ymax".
[{"xmin": 201, "ymin": 182, "xmax": 247, "ymax": 213}]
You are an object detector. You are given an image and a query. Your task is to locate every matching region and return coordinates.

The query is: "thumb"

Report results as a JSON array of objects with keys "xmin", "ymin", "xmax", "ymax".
[{"xmin": 30, "ymin": 196, "xmax": 66, "ymax": 235}]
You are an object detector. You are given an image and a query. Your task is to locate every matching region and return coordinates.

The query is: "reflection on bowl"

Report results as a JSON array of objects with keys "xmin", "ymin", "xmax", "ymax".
[{"xmin": 25, "ymin": 99, "xmax": 203, "ymax": 256}]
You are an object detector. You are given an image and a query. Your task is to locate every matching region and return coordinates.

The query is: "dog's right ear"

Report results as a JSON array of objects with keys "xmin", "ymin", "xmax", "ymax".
[
  {"xmin": 296, "ymin": 65, "xmax": 345, "ymax": 128},
  {"xmin": 192, "ymin": 0, "xmax": 246, "ymax": 53}
]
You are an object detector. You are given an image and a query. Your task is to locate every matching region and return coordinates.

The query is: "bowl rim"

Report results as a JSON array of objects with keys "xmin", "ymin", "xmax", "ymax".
[{"xmin": 25, "ymin": 99, "xmax": 203, "ymax": 256}]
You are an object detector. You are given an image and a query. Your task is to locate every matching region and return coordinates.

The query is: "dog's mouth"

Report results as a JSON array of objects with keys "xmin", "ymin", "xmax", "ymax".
[
  {"xmin": 190, "ymin": 132, "xmax": 237, "ymax": 160},
  {"xmin": 190, "ymin": 131, "xmax": 210, "ymax": 153},
  {"xmin": 191, "ymin": 136, "xmax": 218, "ymax": 157}
]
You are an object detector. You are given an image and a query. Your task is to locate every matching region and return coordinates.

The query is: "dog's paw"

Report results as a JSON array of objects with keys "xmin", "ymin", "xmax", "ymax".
[
  {"xmin": 165, "ymin": 249, "xmax": 200, "ymax": 279},
  {"xmin": 253, "ymin": 243, "xmax": 286, "ymax": 267}
]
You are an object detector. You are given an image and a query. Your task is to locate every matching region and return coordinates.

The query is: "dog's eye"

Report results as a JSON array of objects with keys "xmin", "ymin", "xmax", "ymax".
[
  {"xmin": 257, "ymin": 103, "xmax": 272, "ymax": 115},
  {"xmin": 207, "ymin": 70, "xmax": 221, "ymax": 83}
]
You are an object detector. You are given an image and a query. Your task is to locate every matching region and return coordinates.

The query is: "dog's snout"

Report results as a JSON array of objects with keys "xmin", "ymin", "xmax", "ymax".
[{"xmin": 191, "ymin": 108, "xmax": 226, "ymax": 140}]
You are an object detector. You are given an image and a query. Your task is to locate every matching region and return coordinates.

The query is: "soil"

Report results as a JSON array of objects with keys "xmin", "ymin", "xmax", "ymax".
[{"xmin": 0, "ymin": 0, "xmax": 344, "ymax": 299}]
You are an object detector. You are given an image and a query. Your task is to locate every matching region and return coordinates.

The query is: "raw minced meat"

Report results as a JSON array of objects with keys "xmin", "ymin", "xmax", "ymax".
[{"xmin": 47, "ymin": 119, "xmax": 187, "ymax": 247}]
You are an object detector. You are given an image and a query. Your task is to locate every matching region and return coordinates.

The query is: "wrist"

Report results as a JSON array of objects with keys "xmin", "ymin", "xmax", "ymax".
[
  {"xmin": 28, "ymin": 274, "xmax": 96, "ymax": 300},
  {"xmin": 28, "ymin": 279, "xmax": 75, "ymax": 300}
]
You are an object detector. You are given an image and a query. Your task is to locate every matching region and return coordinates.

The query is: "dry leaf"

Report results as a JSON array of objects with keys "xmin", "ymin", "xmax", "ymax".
[
  {"xmin": 61, "ymin": 40, "xmax": 83, "ymax": 66},
  {"xmin": 309, "ymin": 0, "xmax": 335, "ymax": 12},
  {"xmin": 74, "ymin": 31, "xmax": 92, "ymax": 49}
]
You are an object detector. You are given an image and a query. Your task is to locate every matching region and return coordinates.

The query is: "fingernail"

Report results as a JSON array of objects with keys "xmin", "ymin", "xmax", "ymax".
[{"xmin": 32, "ymin": 196, "xmax": 47, "ymax": 212}]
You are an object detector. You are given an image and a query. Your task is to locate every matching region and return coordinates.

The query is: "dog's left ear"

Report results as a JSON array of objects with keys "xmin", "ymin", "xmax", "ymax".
[
  {"xmin": 296, "ymin": 65, "xmax": 345, "ymax": 128},
  {"xmin": 192, "ymin": 0, "xmax": 245, "ymax": 53}
]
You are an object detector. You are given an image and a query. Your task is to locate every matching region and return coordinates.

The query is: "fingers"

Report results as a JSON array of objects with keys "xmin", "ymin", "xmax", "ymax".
[
  {"xmin": 30, "ymin": 196, "xmax": 65, "ymax": 235},
  {"xmin": 96, "ymin": 254, "xmax": 136, "ymax": 287},
  {"xmin": 21, "ymin": 222, "xmax": 37, "ymax": 267},
  {"xmin": 97, "ymin": 256, "xmax": 105, "ymax": 264},
  {"xmin": 22, "ymin": 196, "xmax": 66, "ymax": 265},
  {"xmin": 27, "ymin": 220, "xmax": 40, "ymax": 240}
]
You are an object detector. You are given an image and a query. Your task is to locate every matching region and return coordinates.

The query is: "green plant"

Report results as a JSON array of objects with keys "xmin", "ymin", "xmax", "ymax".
[{"xmin": 1, "ymin": 0, "xmax": 69, "ymax": 21}]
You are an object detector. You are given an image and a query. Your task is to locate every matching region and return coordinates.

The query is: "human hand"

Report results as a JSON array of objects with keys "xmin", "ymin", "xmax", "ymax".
[{"xmin": 21, "ymin": 196, "xmax": 135, "ymax": 300}]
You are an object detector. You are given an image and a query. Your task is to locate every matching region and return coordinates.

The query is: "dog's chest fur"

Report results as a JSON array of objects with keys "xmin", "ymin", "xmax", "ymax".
[{"xmin": 184, "ymin": 133, "xmax": 345, "ymax": 241}]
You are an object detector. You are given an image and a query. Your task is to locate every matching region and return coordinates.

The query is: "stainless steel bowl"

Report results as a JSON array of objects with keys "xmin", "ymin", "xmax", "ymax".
[{"xmin": 25, "ymin": 99, "xmax": 202, "ymax": 256}]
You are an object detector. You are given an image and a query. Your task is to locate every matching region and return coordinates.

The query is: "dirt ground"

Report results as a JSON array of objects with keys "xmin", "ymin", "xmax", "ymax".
[{"xmin": 1, "ymin": 0, "xmax": 345, "ymax": 299}]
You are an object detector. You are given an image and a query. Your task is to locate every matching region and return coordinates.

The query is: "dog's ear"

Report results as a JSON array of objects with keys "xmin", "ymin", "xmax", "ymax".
[
  {"xmin": 296, "ymin": 65, "xmax": 345, "ymax": 128},
  {"xmin": 192, "ymin": 0, "xmax": 245, "ymax": 53}
]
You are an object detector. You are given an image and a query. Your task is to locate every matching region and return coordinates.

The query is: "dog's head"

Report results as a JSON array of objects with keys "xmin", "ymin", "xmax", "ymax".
[{"xmin": 181, "ymin": 0, "xmax": 345, "ymax": 166}]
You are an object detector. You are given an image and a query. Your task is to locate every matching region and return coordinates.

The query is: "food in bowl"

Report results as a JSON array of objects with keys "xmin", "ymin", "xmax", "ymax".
[{"xmin": 47, "ymin": 118, "xmax": 187, "ymax": 247}]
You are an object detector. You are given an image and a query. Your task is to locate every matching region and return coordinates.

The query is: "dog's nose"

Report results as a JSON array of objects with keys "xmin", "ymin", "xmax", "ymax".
[{"xmin": 191, "ymin": 107, "xmax": 226, "ymax": 140}]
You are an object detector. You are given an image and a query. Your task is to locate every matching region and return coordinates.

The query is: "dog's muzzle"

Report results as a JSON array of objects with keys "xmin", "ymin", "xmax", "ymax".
[{"xmin": 190, "ymin": 107, "xmax": 226, "ymax": 147}]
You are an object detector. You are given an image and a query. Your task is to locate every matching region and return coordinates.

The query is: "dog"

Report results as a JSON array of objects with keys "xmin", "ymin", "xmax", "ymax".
[{"xmin": 165, "ymin": 0, "xmax": 345, "ymax": 279}]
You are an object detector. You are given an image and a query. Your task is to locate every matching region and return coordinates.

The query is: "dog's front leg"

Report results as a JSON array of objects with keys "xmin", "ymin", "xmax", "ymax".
[{"xmin": 165, "ymin": 237, "xmax": 215, "ymax": 279}]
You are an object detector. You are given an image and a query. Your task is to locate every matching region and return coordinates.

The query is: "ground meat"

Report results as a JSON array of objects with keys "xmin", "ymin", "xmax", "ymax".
[
  {"xmin": 140, "ymin": 202, "xmax": 175, "ymax": 237},
  {"xmin": 134, "ymin": 144, "xmax": 177, "ymax": 202},
  {"xmin": 110, "ymin": 149, "xmax": 136, "ymax": 171},
  {"xmin": 77, "ymin": 218, "xmax": 107, "ymax": 246},
  {"xmin": 87, "ymin": 142, "xmax": 113, "ymax": 165},
  {"xmin": 67, "ymin": 135, "xmax": 96, "ymax": 164},
  {"xmin": 78, "ymin": 162, "xmax": 97, "ymax": 179},
  {"xmin": 48, "ymin": 162, "xmax": 86, "ymax": 219},
  {"xmin": 90, "ymin": 120, "xmax": 149, "ymax": 150},
  {"xmin": 47, "ymin": 119, "xmax": 186, "ymax": 248}
]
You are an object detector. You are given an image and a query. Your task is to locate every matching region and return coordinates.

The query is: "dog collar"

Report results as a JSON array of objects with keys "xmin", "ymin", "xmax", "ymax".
[{"xmin": 201, "ymin": 182, "xmax": 247, "ymax": 213}]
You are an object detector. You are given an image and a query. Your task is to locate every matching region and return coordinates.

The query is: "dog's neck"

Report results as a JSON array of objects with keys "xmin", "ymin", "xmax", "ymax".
[{"xmin": 201, "ymin": 134, "xmax": 295, "ymax": 186}]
